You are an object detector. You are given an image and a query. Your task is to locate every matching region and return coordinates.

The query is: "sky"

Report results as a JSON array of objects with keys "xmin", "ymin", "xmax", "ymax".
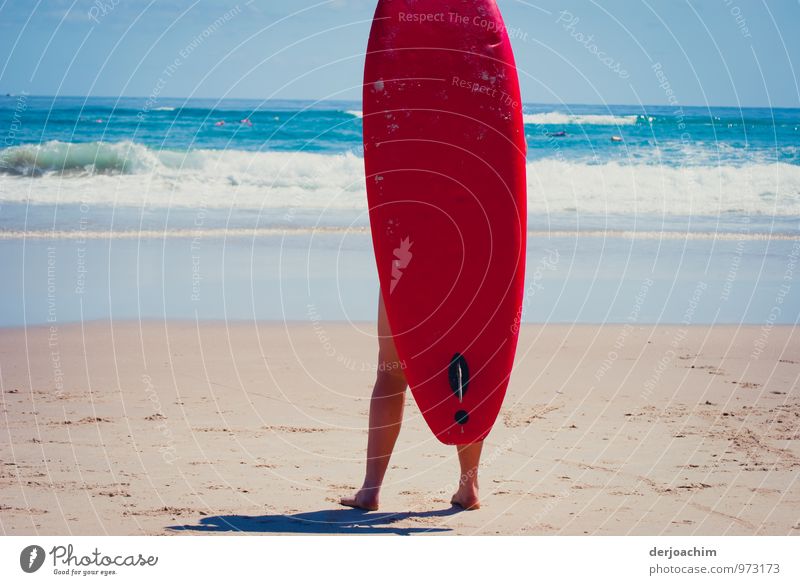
[{"xmin": 0, "ymin": 0, "xmax": 798, "ymax": 107}]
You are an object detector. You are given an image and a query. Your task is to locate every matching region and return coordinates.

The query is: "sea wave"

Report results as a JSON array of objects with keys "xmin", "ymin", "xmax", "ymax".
[
  {"xmin": 0, "ymin": 141, "xmax": 163, "ymax": 176},
  {"xmin": 0, "ymin": 141, "xmax": 366, "ymax": 208},
  {"xmin": 2, "ymin": 141, "xmax": 799, "ymax": 216},
  {"xmin": 526, "ymin": 159, "xmax": 800, "ymax": 216},
  {"xmin": 523, "ymin": 112, "xmax": 641, "ymax": 126}
]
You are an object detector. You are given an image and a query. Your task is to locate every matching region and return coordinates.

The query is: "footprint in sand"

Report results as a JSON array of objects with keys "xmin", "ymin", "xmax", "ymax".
[
  {"xmin": 690, "ymin": 365, "xmax": 725, "ymax": 375},
  {"xmin": 262, "ymin": 425, "xmax": 330, "ymax": 433},
  {"xmin": 734, "ymin": 381, "xmax": 760, "ymax": 389},
  {"xmin": 502, "ymin": 404, "xmax": 559, "ymax": 428},
  {"xmin": 52, "ymin": 416, "xmax": 111, "ymax": 425}
]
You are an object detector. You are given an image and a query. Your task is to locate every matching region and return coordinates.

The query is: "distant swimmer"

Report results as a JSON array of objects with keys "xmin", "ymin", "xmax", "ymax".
[
  {"xmin": 610, "ymin": 135, "xmax": 622, "ymax": 142},
  {"xmin": 214, "ymin": 120, "xmax": 225, "ymax": 126},
  {"xmin": 240, "ymin": 117, "xmax": 253, "ymax": 126},
  {"xmin": 548, "ymin": 130, "xmax": 567, "ymax": 137}
]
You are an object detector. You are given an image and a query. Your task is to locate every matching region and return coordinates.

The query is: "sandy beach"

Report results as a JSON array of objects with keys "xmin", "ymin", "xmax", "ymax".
[{"xmin": 1, "ymin": 320, "xmax": 798, "ymax": 535}]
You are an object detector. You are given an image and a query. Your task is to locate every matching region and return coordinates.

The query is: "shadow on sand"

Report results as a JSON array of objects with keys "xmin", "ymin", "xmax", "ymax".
[{"xmin": 168, "ymin": 507, "xmax": 462, "ymax": 535}]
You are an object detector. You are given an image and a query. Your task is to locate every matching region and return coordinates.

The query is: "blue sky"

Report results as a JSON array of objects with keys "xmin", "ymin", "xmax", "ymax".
[{"xmin": 0, "ymin": 0, "xmax": 798, "ymax": 107}]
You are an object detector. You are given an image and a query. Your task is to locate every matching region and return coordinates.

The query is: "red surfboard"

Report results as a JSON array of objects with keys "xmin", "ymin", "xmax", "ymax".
[{"xmin": 363, "ymin": 0, "xmax": 527, "ymax": 445}]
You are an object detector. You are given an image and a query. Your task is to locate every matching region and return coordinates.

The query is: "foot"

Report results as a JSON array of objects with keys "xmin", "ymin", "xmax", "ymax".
[
  {"xmin": 340, "ymin": 487, "xmax": 380, "ymax": 511},
  {"xmin": 451, "ymin": 484, "xmax": 480, "ymax": 510}
]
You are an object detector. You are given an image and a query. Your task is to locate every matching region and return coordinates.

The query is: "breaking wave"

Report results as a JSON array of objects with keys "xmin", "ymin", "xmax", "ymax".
[{"xmin": 2, "ymin": 141, "xmax": 799, "ymax": 217}]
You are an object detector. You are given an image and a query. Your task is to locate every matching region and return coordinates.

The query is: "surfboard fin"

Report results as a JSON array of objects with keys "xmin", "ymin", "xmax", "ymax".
[{"xmin": 448, "ymin": 353, "xmax": 470, "ymax": 404}]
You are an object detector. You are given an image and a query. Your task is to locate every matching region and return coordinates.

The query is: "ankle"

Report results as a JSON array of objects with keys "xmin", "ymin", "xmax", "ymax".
[
  {"xmin": 458, "ymin": 473, "xmax": 479, "ymax": 492},
  {"xmin": 360, "ymin": 481, "xmax": 381, "ymax": 493}
]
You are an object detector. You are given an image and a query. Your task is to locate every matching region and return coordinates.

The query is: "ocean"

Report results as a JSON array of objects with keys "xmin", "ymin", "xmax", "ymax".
[
  {"xmin": 1, "ymin": 96, "xmax": 798, "ymax": 325},
  {"xmin": 2, "ymin": 95, "xmax": 799, "ymax": 234}
]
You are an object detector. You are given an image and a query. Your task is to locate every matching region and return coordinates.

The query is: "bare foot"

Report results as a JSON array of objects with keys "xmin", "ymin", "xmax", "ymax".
[
  {"xmin": 340, "ymin": 487, "xmax": 379, "ymax": 511},
  {"xmin": 451, "ymin": 486, "xmax": 480, "ymax": 510}
]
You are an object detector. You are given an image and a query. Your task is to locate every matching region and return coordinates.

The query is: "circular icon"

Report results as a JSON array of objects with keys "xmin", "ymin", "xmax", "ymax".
[{"xmin": 19, "ymin": 545, "xmax": 46, "ymax": 573}]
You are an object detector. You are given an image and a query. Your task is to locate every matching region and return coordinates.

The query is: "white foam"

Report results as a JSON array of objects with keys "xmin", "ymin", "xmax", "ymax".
[
  {"xmin": 526, "ymin": 158, "xmax": 800, "ymax": 216},
  {"xmin": 0, "ymin": 142, "xmax": 367, "ymax": 209},
  {"xmin": 523, "ymin": 112, "xmax": 639, "ymax": 126},
  {"xmin": 346, "ymin": 110, "xmax": 363, "ymax": 118},
  {"xmin": 2, "ymin": 142, "xmax": 799, "ymax": 217}
]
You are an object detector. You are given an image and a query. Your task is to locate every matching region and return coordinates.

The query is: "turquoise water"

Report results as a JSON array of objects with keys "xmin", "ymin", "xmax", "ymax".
[{"xmin": 2, "ymin": 96, "xmax": 798, "ymax": 163}]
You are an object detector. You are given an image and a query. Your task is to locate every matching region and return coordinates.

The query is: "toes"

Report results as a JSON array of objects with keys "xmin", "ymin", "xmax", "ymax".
[
  {"xmin": 451, "ymin": 493, "xmax": 480, "ymax": 510},
  {"xmin": 339, "ymin": 495, "xmax": 378, "ymax": 511},
  {"xmin": 340, "ymin": 497, "xmax": 362, "ymax": 509}
]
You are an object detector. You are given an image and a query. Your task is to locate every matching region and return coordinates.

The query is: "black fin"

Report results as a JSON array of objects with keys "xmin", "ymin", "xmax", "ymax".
[{"xmin": 448, "ymin": 353, "xmax": 469, "ymax": 400}]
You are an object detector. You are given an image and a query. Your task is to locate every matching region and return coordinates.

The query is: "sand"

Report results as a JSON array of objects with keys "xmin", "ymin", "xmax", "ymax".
[{"xmin": 1, "ymin": 321, "xmax": 798, "ymax": 535}]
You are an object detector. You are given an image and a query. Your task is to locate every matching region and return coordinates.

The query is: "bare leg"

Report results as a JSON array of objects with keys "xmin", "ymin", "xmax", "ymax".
[
  {"xmin": 451, "ymin": 441, "xmax": 483, "ymax": 510},
  {"xmin": 340, "ymin": 293, "xmax": 407, "ymax": 511}
]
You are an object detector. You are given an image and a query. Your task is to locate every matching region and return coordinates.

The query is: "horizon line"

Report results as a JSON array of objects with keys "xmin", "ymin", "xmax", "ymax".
[{"xmin": 2, "ymin": 93, "xmax": 797, "ymax": 110}]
